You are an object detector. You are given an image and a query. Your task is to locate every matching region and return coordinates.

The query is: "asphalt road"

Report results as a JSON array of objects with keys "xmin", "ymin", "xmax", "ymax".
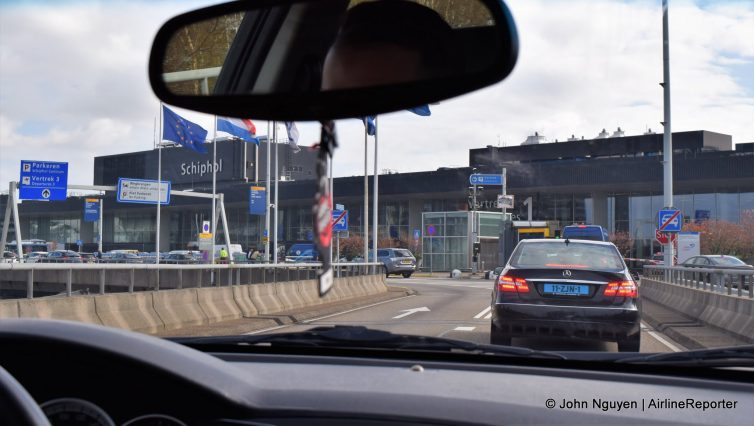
[{"xmin": 250, "ymin": 277, "xmax": 685, "ymax": 353}]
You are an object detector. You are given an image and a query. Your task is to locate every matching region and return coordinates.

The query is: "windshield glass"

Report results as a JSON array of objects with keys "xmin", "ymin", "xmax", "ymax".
[
  {"xmin": 0, "ymin": 0, "xmax": 752, "ymax": 366},
  {"xmin": 510, "ymin": 241, "xmax": 625, "ymax": 271},
  {"xmin": 714, "ymin": 256, "xmax": 746, "ymax": 266}
]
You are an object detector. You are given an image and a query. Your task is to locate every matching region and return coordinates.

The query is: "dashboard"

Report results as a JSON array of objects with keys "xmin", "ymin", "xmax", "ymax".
[{"xmin": 0, "ymin": 319, "xmax": 752, "ymax": 426}]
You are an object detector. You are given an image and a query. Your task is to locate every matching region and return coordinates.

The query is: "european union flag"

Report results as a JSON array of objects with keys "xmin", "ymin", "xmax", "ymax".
[
  {"xmin": 407, "ymin": 105, "xmax": 431, "ymax": 116},
  {"xmin": 162, "ymin": 105, "xmax": 208, "ymax": 154},
  {"xmin": 363, "ymin": 116, "xmax": 376, "ymax": 136}
]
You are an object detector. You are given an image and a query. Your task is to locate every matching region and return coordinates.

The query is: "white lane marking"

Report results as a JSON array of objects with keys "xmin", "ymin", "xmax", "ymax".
[
  {"xmin": 453, "ymin": 326, "xmax": 476, "ymax": 331},
  {"xmin": 244, "ymin": 294, "xmax": 415, "ymax": 334},
  {"xmin": 474, "ymin": 306, "xmax": 492, "ymax": 319},
  {"xmin": 304, "ymin": 295, "xmax": 416, "ymax": 323},
  {"xmin": 393, "ymin": 306, "xmax": 431, "ymax": 319},
  {"xmin": 640, "ymin": 321, "xmax": 684, "ymax": 352},
  {"xmin": 244, "ymin": 324, "xmax": 289, "ymax": 335},
  {"xmin": 484, "ymin": 313, "xmax": 492, "ymax": 319}
]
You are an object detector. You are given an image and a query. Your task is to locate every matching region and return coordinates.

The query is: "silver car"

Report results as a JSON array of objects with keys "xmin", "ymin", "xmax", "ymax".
[{"xmin": 375, "ymin": 248, "xmax": 417, "ymax": 278}]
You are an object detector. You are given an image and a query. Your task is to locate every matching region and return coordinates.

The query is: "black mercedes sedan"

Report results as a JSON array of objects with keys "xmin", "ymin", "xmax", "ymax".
[{"xmin": 490, "ymin": 239, "xmax": 641, "ymax": 352}]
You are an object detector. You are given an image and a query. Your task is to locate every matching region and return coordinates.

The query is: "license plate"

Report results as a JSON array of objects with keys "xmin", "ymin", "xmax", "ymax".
[
  {"xmin": 401, "ymin": 259, "xmax": 412, "ymax": 264},
  {"xmin": 543, "ymin": 283, "xmax": 589, "ymax": 296}
]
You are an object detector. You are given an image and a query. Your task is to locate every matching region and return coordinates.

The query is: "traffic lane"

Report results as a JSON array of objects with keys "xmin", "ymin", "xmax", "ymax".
[
  {"xmin": 256, "ymin": 277, "xmax": 492, "ymax": 337},
  {"xmin": 253, "ymin": 277, "xmax": 681, "ymax": 353}
]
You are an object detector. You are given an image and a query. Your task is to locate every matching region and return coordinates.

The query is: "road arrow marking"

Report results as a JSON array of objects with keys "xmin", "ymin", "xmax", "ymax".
[{"xmin": 393, "ymin": 306, "xmax": 430, "ymax": 319}]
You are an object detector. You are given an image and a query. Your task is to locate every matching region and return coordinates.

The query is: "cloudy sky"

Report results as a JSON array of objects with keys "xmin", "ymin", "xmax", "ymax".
[{"xmin": 1, "ymin": 0, "xmax": 753, "ymax": 188}]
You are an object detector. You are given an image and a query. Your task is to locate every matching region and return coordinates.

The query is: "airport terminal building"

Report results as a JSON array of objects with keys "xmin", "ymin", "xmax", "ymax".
[{"xmin": 2, "ymin": 129, "xmax": 753, "ymax": 269}]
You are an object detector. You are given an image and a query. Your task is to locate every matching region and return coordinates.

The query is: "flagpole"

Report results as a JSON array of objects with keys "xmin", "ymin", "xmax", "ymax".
[
  {"xmin": 273, "ymin": 122, "xmax": 279, "ymax": 264},
  {"xmin": 363, "ymin": 125, "xmax": 369, "ymax": 263},
  {"xmin": 372, "ymin": 116, "xmax": 378, "ymax": 270},
  {"xmin": 211, "ymin": 116, "xmax": 217, "ymax": 271},
  {"xmin": 265, "ymin": 121, "xmax": 271, "ymax": 262},
  {"xmin": 328, "ymin": 155, "xmax": 334, "ymax": 264},
  {"xmin": 156, "ymin": 103, "xmax": 163, "ymax": 264}
]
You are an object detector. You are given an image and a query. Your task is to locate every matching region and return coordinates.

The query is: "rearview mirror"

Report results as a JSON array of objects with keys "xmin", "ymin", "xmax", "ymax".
[{"xmin": 149, "ymin": 0, "xmax": 518, "ymax": 121}]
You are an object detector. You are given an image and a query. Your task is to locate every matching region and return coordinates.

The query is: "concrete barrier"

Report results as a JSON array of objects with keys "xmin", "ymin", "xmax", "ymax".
[
  {"xmin": 698, "ymin": 293, "xmax": 754, "ymax": 342},
  {"xmin": 18, "ymin": 296, "xmax": 102, "ymax": 325},
  {"xmin": 275, "ymin": 281, "xmax": 307, "ymax": 311},
  {"xmin": 1, "ymin": 273, "xmax": 391, "ymax": 332},
  {"xmin": 196, "ymin": 287, "xmax": 242, "ymax": 323},
  {"xmin": 640, "ymin": 277, "xmax": 754, "ymax": 343},
  {"xmin": 152, "ymin": 288, "xmax": 208, "ymax": 330},
  {"xmin": 94, "ymin": 292, "xmax": 164, "ymax": 334},
  {"xmin": 249, "ymin": 283, "xmax": 285, "ymax": 314},
  {"xmin": 321, "ymin": 279, "xmax": 348, "ymax": 303},
  {"xmin": 233, "ymin": 285, "xmax": 258, "ymax": 317},
  {"xmin": 0, "ymin": 300, "xmax": 19, "ymax": 318},
  {"xmin": 297, "ymin": 280, "xmax": 323, "ymax": 306}
]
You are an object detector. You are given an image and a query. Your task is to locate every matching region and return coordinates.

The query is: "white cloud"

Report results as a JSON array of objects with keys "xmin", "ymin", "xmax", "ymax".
[{"xmin": 0, "ymin": 0, "xmax": 752, "ymax": 187}]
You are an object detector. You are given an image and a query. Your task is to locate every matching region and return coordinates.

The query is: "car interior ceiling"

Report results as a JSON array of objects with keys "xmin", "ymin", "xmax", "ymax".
[{"xmin": 215, "ymin": 1, "xmax": 504, "ymax": 96}]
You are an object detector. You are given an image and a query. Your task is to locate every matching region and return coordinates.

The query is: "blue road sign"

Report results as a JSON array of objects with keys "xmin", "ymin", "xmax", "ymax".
[
  {"xmin": 658, "ymin": 208, "xmax": 682, "ymax": 232},
  {"xmin": 76, "ymin": 239, "xmax": 83, "ymax": 247},
  {"xmin": 19, "ymin": 160, "xmax": 68, "ymax": 201},
  {"xmin": 427, "ymin": 225, "xmax": 437, "ymax": 236},
  {"xmin": 469, "ymin": 174, "xmax": 503, "ymax": 186},
  {"xmin": 413, "ymin": 229, "xmax": 421, "ymax": 241},
  {"xmin": 84, "ymin": 198, "xmax": 100, "ymax": 222},
  {"xmin": 249, "ymin": 186, "xmax": 266, "ymax": 215},
  {"xmin": 332, "ymin": 210, "xmax": 348, "ymax": 232}
]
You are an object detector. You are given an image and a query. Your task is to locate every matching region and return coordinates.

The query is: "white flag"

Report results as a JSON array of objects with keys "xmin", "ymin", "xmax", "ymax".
[{"xmin": 285, "ymin": 121, "xmax": 300, "ymax": 153}]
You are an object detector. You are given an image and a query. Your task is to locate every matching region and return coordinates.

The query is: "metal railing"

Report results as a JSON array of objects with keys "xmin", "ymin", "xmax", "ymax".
[
  {"xmin": 643, "ymin": 265, "xmax": 754, "ymax": 299},
  {"xmin": 0, "ymin": 262, "xmax": 382, "ymax": 300}
]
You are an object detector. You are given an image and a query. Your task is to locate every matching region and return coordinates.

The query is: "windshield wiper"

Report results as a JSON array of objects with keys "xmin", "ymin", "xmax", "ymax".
[
  {"xmin": 615, "ymin": 345, "xmax": 754, "ymax": 366},
  {"xmin": 172, "ymin": 325, "xmax": 567, "ymax": 360}
]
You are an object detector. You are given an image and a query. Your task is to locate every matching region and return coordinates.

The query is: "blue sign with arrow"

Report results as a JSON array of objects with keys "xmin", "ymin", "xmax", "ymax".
[
  {"xmin": 469, "ymin": 174, "xmax": 503, "ymax": 186},
  {"xmin": 19, "ymin": 160, "xmax": 68, "ymax": 201}
]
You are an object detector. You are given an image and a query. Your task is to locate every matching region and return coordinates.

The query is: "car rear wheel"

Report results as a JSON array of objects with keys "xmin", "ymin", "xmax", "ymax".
[
  {"xmin": 490, "ymin": 322, "xmax": 512, "ymax": 346},
  {"xmin": 402, "ymin": 272, "xmax": 412, "ymax": 278},
  {"xmin": 617, "ymin": 335, "xmax": 641, "ymax": 352}
]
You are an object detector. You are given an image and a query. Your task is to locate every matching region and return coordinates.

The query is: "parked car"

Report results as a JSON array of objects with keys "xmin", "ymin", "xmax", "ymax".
[
  {"xmin": 24, "ymin": 251, "xmax": 48, "ymax": 263},
  {"xmin": 163, "ymin": 252, "xmax": 200, "ymax": 264},
  {"xmin": 40, "ymin": 250, "xmax": 83, "ymax": 263},
  {"xmin": 682, "ymin": 255, "xmax": 753, "ymax": 269},
  {"xmin": 285, "ymin": 243, "xmax": 320, "ymax": 263},
  {"xmin": 374, "ymin": 248, "xmax": 417, "ymax": 278},
  {"xmin": 2, "ymin": 251, "xmax": 17, "ymax": 263},
  {"xmin": 79, "ymin": 253, "xmax": 97, "ymax": 264},
  {"xmin": 491, "ymin": 239, "xmax": 640, "ymax": 351},
  {"xmin": 105, "ymin": 252, "xmax": 143, "ymax": 264},
  {"xmin": 561, "ymin": 224, "xmax": 609, "ymax": 242}
]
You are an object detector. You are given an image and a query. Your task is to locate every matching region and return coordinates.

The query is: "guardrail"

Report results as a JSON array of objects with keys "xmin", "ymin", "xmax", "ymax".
[
  {"xmin": 0, "ymin": 262, "xmax": 382, "ymax": 300},
  {"xmin": 643, "ymin": 265, "xmax": 754, "ymax": 299}
]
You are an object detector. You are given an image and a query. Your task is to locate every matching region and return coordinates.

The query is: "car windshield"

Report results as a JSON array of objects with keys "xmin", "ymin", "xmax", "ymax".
[
  {"xmin": 0, "ymin": 0, "xmax": 752, "ymax": 370},
  {"xmin": 393, "ymin": 249, "xmax": 413, "ymax": 258},
  {"xmin": 510, "ymin": 241, "xmax": 625, "ymax": 272},
  {"xmin": 713, "ymin": 256, "xmax": 746, "ymax": 266}
]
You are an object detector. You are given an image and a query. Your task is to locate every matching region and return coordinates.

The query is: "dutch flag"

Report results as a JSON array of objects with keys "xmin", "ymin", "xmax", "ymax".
[{"xmin": 217, "ymin": 117, "xmax": 259, "ymax": 144}]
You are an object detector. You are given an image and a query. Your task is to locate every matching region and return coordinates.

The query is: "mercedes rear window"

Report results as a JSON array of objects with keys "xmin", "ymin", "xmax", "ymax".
[
  {"xmin": 510, "ymin": 241, "xmax": 625, "ymax": 272},
  {"xmin": 394, "ymin": 249, "xmax": 413, "ymax": 258}
]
